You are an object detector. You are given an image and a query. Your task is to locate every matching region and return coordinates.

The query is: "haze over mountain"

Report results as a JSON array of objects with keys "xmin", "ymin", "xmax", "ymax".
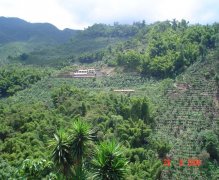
[{"xmin": 0, "ymin": 17, "xmax": 79, "ymax": 44}]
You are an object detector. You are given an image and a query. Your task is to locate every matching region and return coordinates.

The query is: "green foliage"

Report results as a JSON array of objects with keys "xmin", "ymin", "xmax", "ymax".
[
  {"xmin": 0, "ymin": 65, "xmax": 48, "ymax": 97},
  {"xmin": 141, "ymin": 23, "xmax": 215, "ymax": 77},
  {"xmin": 49, "ymin": 131, "xmax": 73, "ymax": 178},
  {"xmin": 69, "ymin": 120, "xmax": 94, "ymax": 179},
  {"xmin": 81, "ymin": 102, "xmax": 87, "ymax": 117},
  {"xmin": 117, "ymin": 50, "xmax": 143, "ymax": 71},
  {"xmin": 110, "ymin": 20, "xmax": 218, "ymax": 77},
  {"xmin": 2, "ymin": 19, "xmax": 219, "ymax": 179},
  {"xmin": 130, "ymin": 97, "xmax": 152, "ymax": 123},
  {"xmin": 0, "ymin": 78, "xmax": 166, "ymax": 179},
  {"xmin": 0, "ymin": 17, "xmax": 78, "ymax": 44},
  {"xmin": 141, "ymin": 97, "xmax": 150, "ymax": 122},
  {"xmin": 127, "ymin": 150, "xmax": 162, "ymax": 179},
  {"xmin": 199, "ymin": 130, "xmax": 219, "ymax": 161},
  {"xmin": 51, "ymin": 85, "xmax": 75, "ymax": 108},
  {"xmin": 130, "ymin": 98, "xmax": 142, "ymax": 120},
  {"xmin": 49, "ymin": 119, "xmax": 95, "ymax": 179},
  {"xmin": 81, "ymin": 23, "xmax": 140, "ymax": 38},
  {"xmin": 151, "ymin": 137, "xmax": 172, "ymax": 159},
  {"xmin": 116, "ymin": 119, "xmax": 151, "ymax": 148},
  {"xmin": 92, "ymin": 140, "xmax": 128, "ymax": 180},
  {"xmin": 0, "ymin": 101, "xmax": 62, "ymax": 168},
  {"xmin": 0, "ymin": 157, "xmax": 16, "ymax": 179},
  {"xmin": 17, "ymin": 159, "xmax": 55, "ymax": 179},
  {"xmin": 200, "ymin": 161, "xmax": 219, "ymax": 180},
  {"xmin": 78, "ymin": 51, "xmax": 105, "ymax": 63}
]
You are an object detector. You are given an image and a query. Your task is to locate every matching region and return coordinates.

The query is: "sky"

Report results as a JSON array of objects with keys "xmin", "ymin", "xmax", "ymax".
[{"xmin": 0, "ymin": 0, "xmax": 218, "ymax": 30}]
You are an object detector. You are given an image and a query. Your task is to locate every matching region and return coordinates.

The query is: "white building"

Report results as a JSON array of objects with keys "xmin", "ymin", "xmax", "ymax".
[{"xmin": 73, "ymin": 68, "xmax": 96, "ymax": 76}]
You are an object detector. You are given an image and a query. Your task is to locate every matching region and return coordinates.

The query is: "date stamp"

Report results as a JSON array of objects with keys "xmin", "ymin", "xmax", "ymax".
[{"xmin": 163, "ymin": 158, "xmax": 202, "ymax": 167}]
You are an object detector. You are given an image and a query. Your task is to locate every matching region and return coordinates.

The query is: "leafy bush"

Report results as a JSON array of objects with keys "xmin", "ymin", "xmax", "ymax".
[{"xmin": 0, "ymin": 65, "xmax": 48, "ymax": 97}]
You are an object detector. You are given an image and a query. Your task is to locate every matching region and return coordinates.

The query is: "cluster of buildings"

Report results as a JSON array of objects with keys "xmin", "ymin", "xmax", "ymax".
[{"xmin": 70, "ymin": 68, "xmax": 96, "ymax": 78}]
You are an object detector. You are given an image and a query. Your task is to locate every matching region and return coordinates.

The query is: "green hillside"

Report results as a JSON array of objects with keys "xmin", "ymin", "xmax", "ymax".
[
  {"xmin": 0, "ymin": 18, "xmax": 139, "ymax": 66},
  {"xmin": 0, "ymin": 17, "xmax": 78, "ymax": 44},
  {"xmin": 0, "ymin": 18, "xmax": 219, "ymax": 179}
]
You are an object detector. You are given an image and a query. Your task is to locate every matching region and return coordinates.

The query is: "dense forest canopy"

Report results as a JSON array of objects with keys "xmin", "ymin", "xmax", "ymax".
[{"xmin": 67, "ymin": 20, "xmax": 218, "ymax": 78}]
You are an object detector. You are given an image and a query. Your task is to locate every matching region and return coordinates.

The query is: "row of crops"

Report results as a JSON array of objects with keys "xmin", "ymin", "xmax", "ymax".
[
  {"xmin": 5, "ymin": 74, "xmax": 162, "ymax": 106},
  {"xmin": 155, "ymin": 54, "xmax": 219, "ymax": 179}
]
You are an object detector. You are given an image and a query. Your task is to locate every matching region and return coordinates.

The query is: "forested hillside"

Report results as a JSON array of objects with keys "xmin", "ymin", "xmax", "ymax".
[
  {"xmin": 0, "ymin": 17, "xmax": 142, "ymax": 66},
  {"xmin": 0, "ymin": 17, "xmax": 78, "ymax": 44},
  {"xmin": 0, "ymin": 18, "xmax": 219, "ymax": 179}
]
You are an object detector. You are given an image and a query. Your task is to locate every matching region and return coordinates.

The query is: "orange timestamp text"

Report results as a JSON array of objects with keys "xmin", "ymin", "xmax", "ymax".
[{"xmin": 163, "ymin": 158, "xmax": 202, "ymax": 167}]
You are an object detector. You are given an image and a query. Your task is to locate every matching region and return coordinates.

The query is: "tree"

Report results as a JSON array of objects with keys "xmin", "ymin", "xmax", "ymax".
[
  {"xmin": 140, "ymin": 151, "xmax": 162, "ymax": 179},
  {"xmin": 117, "ymin": 51, "xmax": 143, "ymax": 71},
  {"xmin": 130, "ymin": 98, "xmax": 142, "ymax": 120},
  {"xmin": 17, "ymin": 159, "xmax": 55, "ymax": 179},
  {"xmin": 49, "ymin": 120, "xmax": 95, "ymax": 179},
  {"xmin": 49, "ymin": 131, "xmax": 73, "ymax": 178},
  {"xmin": 0, "ymin": 65, "xmax": 47, "ymax": 97},
  {"xmin": 0, "ymin": 157, "xmax": 16, "ymax": 179},
  {"xmin": 81, "ymin": 102, "xmax": 87, "ymax": 117},
  {"xmin": 171, "ymin": 19, "xmax": 178, "ymax": 31},
  {"xmin": 199, "ymin": 130, "xmax": 219, "ymax": 161},
  {"xmin": 141, "ymin": 97, "xmax": 150, "ymax": 123},
  {"xmin": 69, "ymin": 119, "xmax": 94, "ymax": 179},
  {"xmin": 51, "ymin": 85, "xmax": 74, "ymax": 107},
  {"xmin": 92, "ymin": 140, "xmax": 128, "ymax": 180}
]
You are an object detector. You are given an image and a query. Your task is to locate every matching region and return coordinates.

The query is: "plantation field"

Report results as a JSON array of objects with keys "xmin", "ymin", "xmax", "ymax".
[
  {"xmin": 155, "ymin": 52, "xmax": 219, "ymax": 179},
  {"xmin": 4, "ymin": 74, "xmax": 166, "ymax": 106}
]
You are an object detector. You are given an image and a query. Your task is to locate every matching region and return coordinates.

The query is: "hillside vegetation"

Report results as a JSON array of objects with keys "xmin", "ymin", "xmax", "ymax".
[
  {"xmin": 0, "ymin": 18, "xmax": 219, "ymax": 179},
  {"xmin": 0, "ymin": 17, "xmax": 78, "ymax": 44}
]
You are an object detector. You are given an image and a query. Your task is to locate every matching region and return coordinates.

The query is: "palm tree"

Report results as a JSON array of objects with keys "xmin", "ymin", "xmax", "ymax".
[
  {"xmin": 49, "ymin": 131, "xmax": 73, "ymax": 178},
  {"xmin": 92, "ymin": 140, "xmax": 128, "ymax": 180},
  {"xmin": 69, "ymin": 119, "xmax": 94, "ymax": 179}
]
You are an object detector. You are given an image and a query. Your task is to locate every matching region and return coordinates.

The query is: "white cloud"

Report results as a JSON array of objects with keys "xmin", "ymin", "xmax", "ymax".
[
  {"xmin": 0, "ymin": 0, "xmax": 76, "ymax": 29},
  {"xmin": 0, "ymin": 0, "xmax": 218, "ymax": 29}
]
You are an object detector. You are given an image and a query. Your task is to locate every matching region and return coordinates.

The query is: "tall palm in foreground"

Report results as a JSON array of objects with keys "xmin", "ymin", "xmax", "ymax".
[
  {"xmin": 70, "ymin": 120, "xmax": 94, "ymax": 179},
  {"xmin": 49, "ymin": 131, "xmax": 73, "ymax": 178},
  {"xmin": 92, "ymin": 140, "xmax": 128, "ymax": 180}
]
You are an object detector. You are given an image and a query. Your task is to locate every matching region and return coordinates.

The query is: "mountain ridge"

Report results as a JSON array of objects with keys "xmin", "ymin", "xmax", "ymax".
[{"xmin": 0, "ymin": 16, "xmax": 79, "ymax": 44}]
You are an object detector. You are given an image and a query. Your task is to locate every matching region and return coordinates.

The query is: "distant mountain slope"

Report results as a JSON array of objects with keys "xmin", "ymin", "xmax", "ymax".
[
  {"xmin": 0, "ymin": 17, "xmax": 137, "ymax": 66},
  {"xmin": 0, "ymin": 17, "xmax": 79, "ymax": 44}
]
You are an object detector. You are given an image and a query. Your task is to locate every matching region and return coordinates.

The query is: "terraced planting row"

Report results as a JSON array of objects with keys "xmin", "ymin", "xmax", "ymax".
[
  {"xmin": 5, "ymin": 74, "xmax": 163, "ymax": 108},
  {"xmin": 156, "ymin": 57, "xmax": 219, "ymax": 179}
]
